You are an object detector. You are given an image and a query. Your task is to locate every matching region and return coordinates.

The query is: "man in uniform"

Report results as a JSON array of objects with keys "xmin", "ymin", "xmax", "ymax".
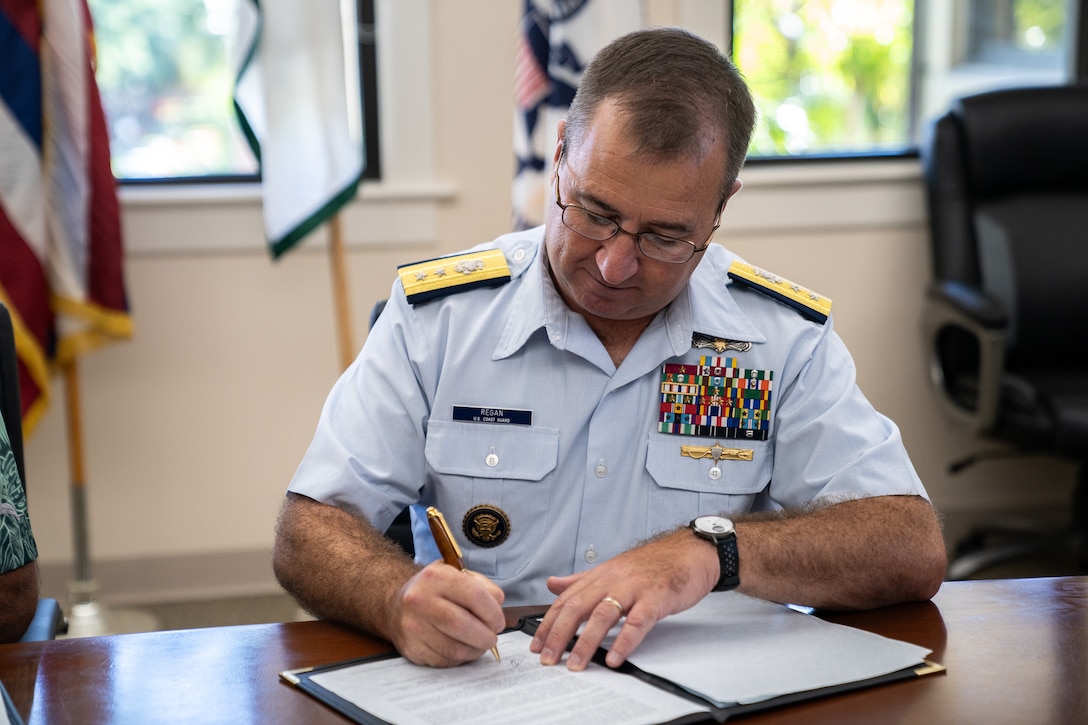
[{"xmin": 274, "ymin": 27, "xmax": 946, "ymax": 671}]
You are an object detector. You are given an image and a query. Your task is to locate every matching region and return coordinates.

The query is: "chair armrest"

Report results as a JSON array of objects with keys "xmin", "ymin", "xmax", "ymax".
[
  {"xmin": 18, "ymin": 599, "xmax": 66, "ymax": 642},
  {"xmin": 928, "ymin": 280, "xmax": 1008, "ymax": 328},
  {"xmin": 922, "ymin": 282, "xmax": 1008, "ymax": 433}
]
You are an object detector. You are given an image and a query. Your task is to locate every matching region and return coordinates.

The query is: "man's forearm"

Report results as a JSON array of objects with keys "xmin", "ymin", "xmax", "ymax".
[
  {"xmin": 735, "ymin": 495, "xmax": 946, "ymax": 610},
  {"xmin": 273, "ymin": 493, "xmax": 420, "ymax": 639},
  {"xmin": 0, "ymin": 561, "xmax": 39, "ymax": 643}
]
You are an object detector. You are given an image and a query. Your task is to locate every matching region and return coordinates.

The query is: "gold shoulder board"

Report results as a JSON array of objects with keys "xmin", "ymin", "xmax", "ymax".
[
  {"xmin": 398, "ymin": 249, "xmax": 512, "ymax": 305},
  {"xmin": 727, "ymin": 261, "xmax": 832, "ymax": 324}
]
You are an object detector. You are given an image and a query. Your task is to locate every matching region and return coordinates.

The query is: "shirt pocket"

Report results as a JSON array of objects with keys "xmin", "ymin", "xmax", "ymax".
[
  {"xmin": 425, "ymin": 420, "xmax": 559, "ymax": 579},
  {"xmin": 644, "ymin": 436, "xmax": 771, "ymax": 532}
]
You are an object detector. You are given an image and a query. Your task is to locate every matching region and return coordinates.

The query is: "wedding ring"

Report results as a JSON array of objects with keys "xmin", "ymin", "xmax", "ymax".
[{"xmin": 601, "ymin": 596, "xmax": 625, "ymax": 617}]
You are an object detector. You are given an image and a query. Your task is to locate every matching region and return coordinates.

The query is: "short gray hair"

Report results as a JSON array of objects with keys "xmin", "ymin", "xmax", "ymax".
[{"xmin": 563, "ymin": 27, "xmax": 757, "ymax": 203}]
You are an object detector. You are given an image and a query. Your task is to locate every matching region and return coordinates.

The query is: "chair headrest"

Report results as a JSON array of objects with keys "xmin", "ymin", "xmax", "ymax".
[{"xmin": 951, "ymin": 84, "xmax": 1088, "ymax": 199}]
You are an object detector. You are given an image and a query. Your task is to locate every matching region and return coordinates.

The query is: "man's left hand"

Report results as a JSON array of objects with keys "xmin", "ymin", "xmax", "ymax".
[{"xmin": 529, "ymin": 529, "xmax": 717, "ymax": 671}]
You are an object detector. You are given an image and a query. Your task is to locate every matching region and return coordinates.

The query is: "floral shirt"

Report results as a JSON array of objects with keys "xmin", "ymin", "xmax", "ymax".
[{"xmin": 0, "ymin": 409, "xmax": 37, "ymax": 574}]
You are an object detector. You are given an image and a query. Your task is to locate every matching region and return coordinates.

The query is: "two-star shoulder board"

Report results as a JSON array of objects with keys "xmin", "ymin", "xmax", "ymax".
[
  {"xmin": 727, "ymin": 261, "xmax": 832, "ymax": 324},
  {"xmin": 398, "ymin": 249, "xmax": 511, "ymax": 305}
]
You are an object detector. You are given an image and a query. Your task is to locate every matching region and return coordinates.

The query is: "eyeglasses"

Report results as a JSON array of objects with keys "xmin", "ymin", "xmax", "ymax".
[{"xmin": 553, "ymin": 155, "xmax": 720, "ymax": 264}]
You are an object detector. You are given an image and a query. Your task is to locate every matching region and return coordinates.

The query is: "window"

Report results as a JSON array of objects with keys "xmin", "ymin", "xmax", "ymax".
[
  {"xmin": 89, "ymin": 0, "xmax": 1081, "ymax": 182},
  {"xmin": 88, "ymin": 0, "xmax": 379, "ymax": 183},
  {"xmin": 913, "ymin": 0, "xmax": 1077, "ymax": 131},
  {"xmin": 967, "ymin": 0, "xmax": 1068, "ymax": 66},
  {"xmin": 733, "ymin": 0, "xmax": 916, "ymax": 157},
  {"xmin": 731, "ymin": 0, "xmax": 1079, "ymax": 160}
]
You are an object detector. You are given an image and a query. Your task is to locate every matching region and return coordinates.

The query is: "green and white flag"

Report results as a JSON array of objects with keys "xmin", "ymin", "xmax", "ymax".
[{"xmin": 233, "ymin": 0, "xmax": 365, "ymax": 258}]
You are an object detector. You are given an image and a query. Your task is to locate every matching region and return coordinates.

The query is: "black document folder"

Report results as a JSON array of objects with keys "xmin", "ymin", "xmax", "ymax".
[{"xmin": 280, "ymin": 594, "xmax": 944, "ymax": 725}]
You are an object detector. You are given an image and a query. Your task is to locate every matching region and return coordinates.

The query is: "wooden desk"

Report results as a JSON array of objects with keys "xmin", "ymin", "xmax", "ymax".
[{"xmin": 0, "ymin": 577, "xmax": 1084, "ymax": 724}]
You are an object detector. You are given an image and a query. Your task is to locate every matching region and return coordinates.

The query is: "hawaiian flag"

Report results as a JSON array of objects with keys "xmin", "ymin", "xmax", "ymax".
[
  {"xmin": 0, "ymin": 0, "xmax": 130, "ymax": 435},
  {"xmin": 512, "ymin": 0, "xmax": 642, "ymax": 230}
]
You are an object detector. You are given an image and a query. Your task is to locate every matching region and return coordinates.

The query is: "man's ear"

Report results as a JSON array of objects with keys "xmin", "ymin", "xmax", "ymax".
[
  {"xmin": 720, "ymin": 179, "xmax": 743, "ymax": 211},
  {"xmin": 553, "ymin": 119, "xmax": 566, "ymax": 164}
]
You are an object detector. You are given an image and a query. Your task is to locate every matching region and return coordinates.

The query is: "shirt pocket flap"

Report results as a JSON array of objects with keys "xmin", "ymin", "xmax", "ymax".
[
  {"xmin": 645, "ymin": 437, "xmax": 770, "ymax": 494},
  {"xmin": 426, "ymin": 420, "xmax": 559, "ymax": 481}
]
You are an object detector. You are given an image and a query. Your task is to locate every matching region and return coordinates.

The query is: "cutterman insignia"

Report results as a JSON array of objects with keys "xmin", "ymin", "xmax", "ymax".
[
  {"xmin": 681, "ymin": 442, "xmax": 754, "ymax": 481},
  {"xmin": 398, "ymin": 249, "xmax": 511, "ymax": 305},
  {"xmin": 462, "ymin": 504, "xmax": 510, "ymax": 548},
  {"xmin": 727, "ymin": 260, "xmax": 832, "ymax": 324},
  {"xmin": 680, "ymin": 443, "xmax": 754, "ymax": 462}
]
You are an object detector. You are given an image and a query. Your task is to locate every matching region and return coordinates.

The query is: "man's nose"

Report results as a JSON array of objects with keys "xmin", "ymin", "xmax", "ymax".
[{"xmin": 596, "ymin": 230, "xmax": 640, "ymax": 284}]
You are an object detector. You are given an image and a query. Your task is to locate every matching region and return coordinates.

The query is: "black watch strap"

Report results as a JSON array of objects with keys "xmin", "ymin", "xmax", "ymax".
[
  {"xmin": 712, "ymin": 533, "xmax": 740, "ymax": 592},
  {"xmin": 691, "ymin": 516, "xmax": 740, "ymax": 592}
]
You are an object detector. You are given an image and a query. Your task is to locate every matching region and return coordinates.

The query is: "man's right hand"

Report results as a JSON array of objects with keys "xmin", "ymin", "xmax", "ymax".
[
  {"xmin": 273, "ymin": 494, "xmax": 506, "ymax": 668},
  {"xmin": 388, "ymin": 561, "xmax": 506, "ymax": 667}
]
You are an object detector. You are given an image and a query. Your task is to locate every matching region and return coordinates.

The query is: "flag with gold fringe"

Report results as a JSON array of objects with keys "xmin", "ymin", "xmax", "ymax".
[{"xmin": 0, "ymin": 0, "xmax": 130, "ymax": 435}]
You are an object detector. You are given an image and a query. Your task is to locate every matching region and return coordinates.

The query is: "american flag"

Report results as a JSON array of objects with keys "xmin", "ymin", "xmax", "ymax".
[
  {"xmin": 512, "ymin": 0, "xmax": 642, "ymax": 230},
  {"xmin": 0, "ymin": 0, "xmax": 130, "ymax": 434}
]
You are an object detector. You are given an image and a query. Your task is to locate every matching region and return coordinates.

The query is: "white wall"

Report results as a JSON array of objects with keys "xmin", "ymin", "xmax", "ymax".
[{"xmin": 27, "ymin": 1, "xmax": 1075, "ymax": 604}]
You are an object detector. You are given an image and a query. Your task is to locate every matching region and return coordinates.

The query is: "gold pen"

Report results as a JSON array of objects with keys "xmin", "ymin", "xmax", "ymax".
[{"xmin": 426, "ymin": 506, "xmax": 501, "ymax": 661}]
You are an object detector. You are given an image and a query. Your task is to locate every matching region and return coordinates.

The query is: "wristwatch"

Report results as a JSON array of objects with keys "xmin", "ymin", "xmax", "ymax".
[{"xmin": 690, "ymin": 515, "xmax": 740, "ymax": 592}]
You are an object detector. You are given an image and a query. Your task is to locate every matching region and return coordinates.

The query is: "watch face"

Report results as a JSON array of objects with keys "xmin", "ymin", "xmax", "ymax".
[{"xmin": 694, "ymin": 515, "xmax": 734, "ymax": 536}]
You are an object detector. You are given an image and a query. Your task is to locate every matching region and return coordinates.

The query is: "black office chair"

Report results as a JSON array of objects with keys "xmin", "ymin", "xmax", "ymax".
[
  {"xmin": 920, "ymin": 84, "xmax": 1088, "ymax": 579},
  {"xmin": 0, "ymin": 302, "xmax": 66, "ymax": 640}
]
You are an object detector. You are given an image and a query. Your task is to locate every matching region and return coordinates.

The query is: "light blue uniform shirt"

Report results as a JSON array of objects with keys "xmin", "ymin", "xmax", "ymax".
[{"xmin": 288, "ymin": 227, "xmax": 927, "ymax": 605}]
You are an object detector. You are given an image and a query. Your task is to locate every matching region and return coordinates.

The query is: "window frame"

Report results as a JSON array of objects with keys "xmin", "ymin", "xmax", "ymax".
[
  {"xmin": 112, "ymin": 0, "xmax": 380, "ymax": 187},
  {"xmin": 119, "ymin": 0, "xmax": 453, "ymax": 256},
  {"xmin": 117, "ymin": 0, "xmax": 1086, "ymax": 256},
  {"xmin": 731, "ymin": 0, "xmax": 1086, "ymax": 167}
]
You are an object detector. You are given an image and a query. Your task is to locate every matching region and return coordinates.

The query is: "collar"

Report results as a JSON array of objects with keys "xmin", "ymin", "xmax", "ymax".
[{"xmin": 492, "ymin": 234, "xmax": 766, "ymax": 361}]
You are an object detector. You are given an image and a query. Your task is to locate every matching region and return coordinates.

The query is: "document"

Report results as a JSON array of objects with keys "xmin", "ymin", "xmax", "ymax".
[
  {"xmin": 617, "ymin": 592, "xmax": 933, "ymax": 707},
  {"xmin": 306, "ymin": 632, "xmax": 707, "ymax": 725},
  {"xmin": 281, "ymin": 593, "xmax": 943, "ymax": 725}
]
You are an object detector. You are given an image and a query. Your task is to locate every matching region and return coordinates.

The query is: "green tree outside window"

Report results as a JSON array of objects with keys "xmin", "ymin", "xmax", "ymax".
[{"xmin": 734, "ymin": 0, "xmax": 915, "ymax": 157}]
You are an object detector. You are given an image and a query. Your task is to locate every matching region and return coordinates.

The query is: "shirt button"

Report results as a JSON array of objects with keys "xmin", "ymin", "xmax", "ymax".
[
  {"xmin": 485, "ymin": 448, "xmax": 499, "ymax": 467},
  {"xmin": 513, "ymin": 248, "xmax": 527, "ymax": 262},
  {"xmin": 584, "ymin": 547, "xmax": 598, "ymax": 563},
  {"xmin": 594, "ymin": 460, "xmax": 607, "ymax": 478}
]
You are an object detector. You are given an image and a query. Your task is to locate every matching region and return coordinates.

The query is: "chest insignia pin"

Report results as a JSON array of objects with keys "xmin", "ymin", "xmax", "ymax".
[{"xmin": 691, "ymin": 333, "xmax": 752, "ymax": 353}]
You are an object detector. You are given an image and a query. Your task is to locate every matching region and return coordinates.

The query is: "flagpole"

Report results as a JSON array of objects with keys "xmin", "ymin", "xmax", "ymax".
[
  {"xmin": 62, "ymin": 357, "xmax": 105, "ymax": 628},
  {"xmin": 62, "ymin": 358, "xmax": 157, "ymax": 637},
  {"xmin": 328, "ymin": 213, "xmax": 355, "ymax": 371},
  {"xmin": 62, "ymin": 359, "xmax": 92, "ymax": 585}
]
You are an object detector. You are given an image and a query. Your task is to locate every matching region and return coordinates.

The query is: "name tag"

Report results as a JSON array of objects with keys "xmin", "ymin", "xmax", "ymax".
[{"xmin": 452, "ymin": 405, "xmax": 533, "ymax": 426}]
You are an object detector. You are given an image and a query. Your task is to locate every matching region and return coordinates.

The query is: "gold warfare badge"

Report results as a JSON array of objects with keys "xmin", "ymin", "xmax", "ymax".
[{"xmin": 462, "ymin": 504, "xmax": 510, "ymax": 548}]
